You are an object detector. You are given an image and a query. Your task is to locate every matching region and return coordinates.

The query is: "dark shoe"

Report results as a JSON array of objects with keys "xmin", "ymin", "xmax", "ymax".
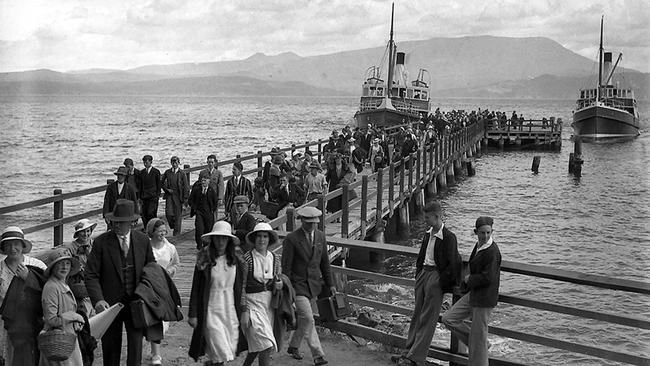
[
  {"xmin": 397, "ymin": 357, "xmax": 417, "ymax": 366},
  {"xmin": 287, "ymin": 346, "xmax": 303, "ymax": 360},
  {"xmin": 314, "ymin": 356, "xmax": 328, "ymax": 366},
  {"xmin": 390, "ymin": 354, "xmax": 402, "ymax": 363}
]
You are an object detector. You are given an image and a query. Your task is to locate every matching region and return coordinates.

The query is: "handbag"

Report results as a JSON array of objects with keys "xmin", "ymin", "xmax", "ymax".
[
  {"xmin": 37, "ymin": 328, "xmax": 77, "ymax": 361},
  {"xmin": 130, "ymin": 299, "xmax": 160, "ymax": 329},
  {"xmin": 316, "ymin": 293, "xmax": 352, "ymax": 322},
  {"xmin": 260, "ymin": 200, "xmax": 280, "ymax": 219}
]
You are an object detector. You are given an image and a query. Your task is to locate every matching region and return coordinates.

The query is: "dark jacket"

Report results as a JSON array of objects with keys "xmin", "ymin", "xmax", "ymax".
[
  {"xmin": 281, "ymin": 228, "xmax": 333, "ymax": 299},
  {"xmin": 102, "ymin": 181, "xmax": 139, "ymax": 218},
  {"xmin": 415, "ymin": 226, "xmax": 462, "ymax": 293},
  {"xmin": 272, "ymin": 183, "xmax": 305, "ymax": 209},
  {"xmin": 85, "ymin": 230, "xmax": 156, "ymax": 306},
  {"xmin": 139, "ymin": 166, "xmax": 162, "ymax": 201},
  {"xmin": 188, "ymin": 252, "xmax": 246, "ymax": 362},
  {"xmin": 466, "ymin": 242, "xmax": 501, "ymax": 307},
  {"xmin": 135, "ymin": 262, "xmax": 183, "ymax": 322},
  {"xmin": 230, "ymin": 212, "xmax": 258, "ymax": 251},
  {"xmin": 188, "ymin": 180, "xmax": 218, "ymax": 216},
  {"xmin": 224, "ymin": 176, "xmax": 253, "ymax": 214}
]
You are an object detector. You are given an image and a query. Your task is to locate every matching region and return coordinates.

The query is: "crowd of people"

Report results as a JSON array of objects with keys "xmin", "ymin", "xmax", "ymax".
[{"xmin": 0, "ymin": 115, "xmax": 503, "ymax": 366}]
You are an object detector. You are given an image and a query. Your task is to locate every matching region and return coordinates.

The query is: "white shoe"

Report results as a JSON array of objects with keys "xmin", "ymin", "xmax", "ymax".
[{"xmin": 151, "ymin": 354, "xmax": 162, "ymax": 365}]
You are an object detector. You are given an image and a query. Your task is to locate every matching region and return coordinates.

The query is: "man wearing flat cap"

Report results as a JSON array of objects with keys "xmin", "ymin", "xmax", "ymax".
[
  {"xmin": 228, "ymin": 195, "xmax": 257, "ymax": 251},
  {"xmin": 86, "ymin": 199, "xmax": 156, "ymax": 366},
  {"xmin": 281, "ymin": 206, "xmax": 335, "ymax": 366},
  {"xmin": 442, "ymin": 216, "xmax": 501, "ymax": 366},
  {"xmin": 103, "ymin": 166, "xmax": 139, "ymax": 227}
]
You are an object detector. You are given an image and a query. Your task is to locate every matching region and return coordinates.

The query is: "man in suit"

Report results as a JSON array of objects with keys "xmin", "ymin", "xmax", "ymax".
[
  {"xmin": 199, "ymin": 154, "xmax": 224, "ymax": 220},
  {"xmin": 138, "ymin": 155, "xmax": 161, "ymax": 228},
  {"xmin": 281, "ymin": 207, "xmax": 335, "ymax": 366},
  {"xmin": 228, "ymin": 195, "xmax": 257, "ymax": 252},
  {"xmin": 223, "ymin": 162, "xmax": 253, "ymax": 220},
  {"xmin": 103, "ymin": 166, "xmax": 139, "ymax": 227},
  {"xmin": 161, "ymin": 156, "xmax": 189, "ymax": 236},
  {"xmin": 272, "ymin": 174, "xmax": 306, "ymax": 230},
  {"xmin": 188, "ymin": 171, "xmax": 218, "ymax": 250},
  {"xmin": 86, "ymin": 199, "xmax": 156, "ymax": 366},
  {"xmin": 393, "ymin": 201, "xmax": 462, "ymax": 366}
]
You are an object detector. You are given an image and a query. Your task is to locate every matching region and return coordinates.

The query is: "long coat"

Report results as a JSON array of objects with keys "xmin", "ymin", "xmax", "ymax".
[
  {"xmin": 281, "ymin": 228, "xmax": 333, "ymax": 299},
  {"xmin": 85, "ymin": 230, "xmax": 155, "ymax": 306},
  {"xmin": 415, "ymin": 226, "xmax": 462, "ymax": 293},
  {"xmin": 188, "ymin": 254, "xmax": 246, "ymax": 362},
  {"xmin": 102, "ymin": 181, "xmax": 139, "ymax": 218}
]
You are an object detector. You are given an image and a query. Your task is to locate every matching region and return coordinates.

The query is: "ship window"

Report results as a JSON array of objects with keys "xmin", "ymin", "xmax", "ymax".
[
  {"xmin": 580, "ymin": 90, "xmax": 584, "ymax": 99},
  {"xmin": 377, "ymin": 88, "xmax": 383, "ymax": 96},
  {"xmin": 407, "ymin": 89, "xmax": 413, "ymax": 99},
  {"xmin": 421, "ymin": 91, "xmax": 428, "ymax": 99},
  {"xmin": 613, "ymin": 89, "xmax": 617, "ymax": 96}
]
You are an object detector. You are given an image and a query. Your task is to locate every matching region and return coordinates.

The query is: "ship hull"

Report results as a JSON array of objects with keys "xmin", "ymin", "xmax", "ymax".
[
  {"xmin": 572, "ymin": 105, "xmax": 639, "ymax": 142},
  {"xmin": 354, "ymin": 108, "xmax": 422, "ymax": 129}
]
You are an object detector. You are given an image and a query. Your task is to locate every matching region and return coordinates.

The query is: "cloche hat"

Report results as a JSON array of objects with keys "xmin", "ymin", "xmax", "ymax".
[
  {"xmin": 44, "ymin": 247, "xmax": 80, "ymax": 278},
  {"xmin": 245, "ymin": 222, "xmax": 279, "ymax": 247},
  {"xmin": 0, "ymin": 226, "xmax": 32, "ymax": 254}
]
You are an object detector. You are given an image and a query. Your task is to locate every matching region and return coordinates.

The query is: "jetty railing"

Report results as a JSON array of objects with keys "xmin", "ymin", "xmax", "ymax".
[{"xmin": 307, "ymin": 236, "xmax": 650, "ymax": 366}]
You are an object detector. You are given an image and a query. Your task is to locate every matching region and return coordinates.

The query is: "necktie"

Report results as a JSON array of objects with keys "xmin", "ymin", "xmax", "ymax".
[
  {"xmin": 202, "ymin": 187, "xmax": 207, "ymax": 195},
  {"xmin": 119, "ymin": 236, "xmax": 128, "ymax": 257}
]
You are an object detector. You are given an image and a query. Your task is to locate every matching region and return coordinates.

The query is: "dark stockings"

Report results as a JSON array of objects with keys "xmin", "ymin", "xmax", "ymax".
[{"xmin": 242, "ymin": 347, "xmax": 272, "ymax": 366}]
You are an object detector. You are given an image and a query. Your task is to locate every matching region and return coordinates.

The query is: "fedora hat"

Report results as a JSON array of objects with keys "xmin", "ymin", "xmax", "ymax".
[
  {"xmin": 0, "ymin": 226, "xmax": 33, "ymax": 254},
  {"xmin": 106, "ymin": 199, "xmax": 140, "ymax": 222},
  {"xmin": 73, "ymin": 219, "xmax": 97, "ymax": 238},
  {"xmin": 297, "ymin": 206, "xmax": 321, "ymax": 223},
  {"xmin": 201, "ymin": 221, "xmax": 240, "ymax": 246},
  {"xmin": 114, "ymin": 166, "xmax": 128, "ymax": 176},
  {"xmin": 245, "ymin": 222, "xmax": 279, "ymax": 248},
  {"xmin": 44, "ymin": 247, "xmax": 80, "ymax": 278}
]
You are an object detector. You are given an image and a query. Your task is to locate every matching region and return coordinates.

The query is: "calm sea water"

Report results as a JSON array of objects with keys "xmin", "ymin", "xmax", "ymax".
[{"xmin": 0, "ymin": 95, "xmax": 648, "ymax": 365}]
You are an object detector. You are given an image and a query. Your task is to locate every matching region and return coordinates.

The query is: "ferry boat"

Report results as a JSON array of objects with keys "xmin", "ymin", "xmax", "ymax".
[
  {"xmin": 572, "ymin": 17, "xmax": 640, "ymax": 142},
  {"xmin": 353, "ymin": 4, "xmax": 431, "ymax": 129}
]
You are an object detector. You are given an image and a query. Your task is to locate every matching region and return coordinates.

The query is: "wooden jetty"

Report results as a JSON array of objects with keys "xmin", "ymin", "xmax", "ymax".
[
  {"xmin": 2, "ymin": 118, "xmax": 648, "ymax": 366},
  {"xmin": 483, "ymin": 117, "xmax": 563, "ymax": 150}
]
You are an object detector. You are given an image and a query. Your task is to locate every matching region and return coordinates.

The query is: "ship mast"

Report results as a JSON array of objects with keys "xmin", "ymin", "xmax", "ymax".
[
  {"xmin": 386, "ymin": 3, "xmax": 395, "ymax": 98},
  {"xmin": 597, "ymin": 15, "xmax": 604, "ymax": 100}
]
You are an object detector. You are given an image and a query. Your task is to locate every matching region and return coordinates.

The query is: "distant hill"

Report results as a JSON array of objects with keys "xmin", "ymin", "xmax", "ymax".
[{"xmin": 0, "ymin": 35, "xmax": 646, "ymax": 99}]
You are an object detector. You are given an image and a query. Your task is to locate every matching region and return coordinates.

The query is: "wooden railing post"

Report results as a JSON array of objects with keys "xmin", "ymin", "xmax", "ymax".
[
  {"xmin": 257, "ymin": 150, "xmax": 263, "ymax": 177},
  {"xmin": 318, "ymin": 194, "xmax": 326, "ymax": 232},
  {"xmin": 399, "ymin": 158, "xmax": 405, "ymax": 200},
  {"xmin": 415, "ymin": 150, "xmax": 421, "ymax": 189},
  {"xmin": 317, "ymin": 139, "xmax": 323, "ymax": 164},
  {"xmin": 388, "ymin": 162, "xmax": 395, "ymax": 212},
  {"xmin": 53, "ymin": 189, "xmax": 63, "ymax": 246},
  {"xmin": 291, "ymin": 144, "xmax": 296, "ymax": 157},
  {"xmin": 286, "ymin": 207, "xmax": 295, "ymax": 232},
  {"xmin": 184, "ymin": 164, "xmax": 191, "ymax": 184},
  {"xmin": 341, "ymin": 184, "xmax": 349, "ymax": 238},
  {"xmin": 376, "ymin": 168, "xmax": 384, "ymax": 225},
  {"xmin": 361, "ymin": 175, "xmax": 368, "ymax": 238},
  {"xmin": 422, "ymin": 144, "xmax": 427, "ymax": 183}
]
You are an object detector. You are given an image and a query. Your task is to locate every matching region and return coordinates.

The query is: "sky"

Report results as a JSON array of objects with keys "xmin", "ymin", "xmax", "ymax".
[{"xmin": 0, "ymin": 0, "xmax": 648, "ymax": 73}]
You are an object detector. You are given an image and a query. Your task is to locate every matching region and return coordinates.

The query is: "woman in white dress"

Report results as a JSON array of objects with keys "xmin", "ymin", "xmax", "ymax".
[
  {"xmin": 240, "ymin": 223, "xmax": 282, "ymax": 366},
  {"xmin": 146, "ymin": 218, "xmax": 180, "ymax": 365},
  {"xmin": 188, "ymin": 221, "xmax": 245, "ymax": 366},
  {"xmin": 0, "ymin": 226, "xmax": 47, "ymax": 366}
]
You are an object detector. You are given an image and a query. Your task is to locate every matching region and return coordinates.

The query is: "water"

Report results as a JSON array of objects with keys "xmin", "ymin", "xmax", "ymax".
[{"xmin": 1, "ymin": 95, "xmax": 649, "ymax": 365}]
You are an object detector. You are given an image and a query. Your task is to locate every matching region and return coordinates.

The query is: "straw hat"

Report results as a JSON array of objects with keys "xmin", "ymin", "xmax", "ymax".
[
  {"xmin": 201, "ymin": 221, "xmax": 240, "ymax": 245},
  {"xmin": 0, "ymin": 226, "xmax": 33, "ymax": 254},
  {"xmin": 297, "ymin": 207, "xmax": 321, "ymax": 223},
  {"xmin": 245, "ymin": 222, "xmax": 279, "ymax": 248},
  {"xmin": 44, "ymin": 247, "xmax": 80, "ymax": 278},
  {"xmin": 73, "ymin": 219, "xmax": 97, "ymax": 238},
  {"xmin": 106, "ymin": 199, "xmax": 140, "ymax": 222}
]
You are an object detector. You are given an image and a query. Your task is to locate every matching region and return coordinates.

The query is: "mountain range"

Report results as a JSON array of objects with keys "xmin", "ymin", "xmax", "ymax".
[{"xmin": 1, "ymin": 35, "xmax": 648, "ymax": 100}]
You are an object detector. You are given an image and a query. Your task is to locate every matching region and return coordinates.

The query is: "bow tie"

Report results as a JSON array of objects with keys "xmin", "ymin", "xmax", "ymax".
[{"xmin": 77, "ymin": 245, "xmax": 90, "ymax": 255}]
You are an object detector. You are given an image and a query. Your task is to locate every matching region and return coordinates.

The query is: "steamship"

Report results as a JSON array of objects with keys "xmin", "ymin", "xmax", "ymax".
[
  {"xmin": 353, "ymin": 4, "xmax": 431, "ymax": 129},
  {"xmin": 572, "ymin": 17, "xmax": 640, "ymax": 142}
]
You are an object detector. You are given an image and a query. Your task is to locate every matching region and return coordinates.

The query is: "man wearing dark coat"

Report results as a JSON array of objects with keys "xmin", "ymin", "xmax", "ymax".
[
  {"xmin": 188, "ymin": 171, "xmax": 218, "ymax": 250},
  {"xmin": 103, "ymin": 166, "xmax": 139, "ymax": 227},
  {"xmin": 393, "ymin": 201, "xmax": 462, "ymax": 366},
  {"xmin": 161, "ymin": 156, "xmax": 189, "ymax": 236},
  {"xmin": 223, "ymin": 162, "xmax": 253, "ymax": 220},
  {"xmin": 138, "ymin": 155, "xmax": 161, "ymax": 228},
  {"xmin": 228, "ymin": 195, "xmax": 257, "ymax": 252},
  {"xmin": 85, "ymin": 199, "xmax": 156, "ymax": 366},
  {"xmin": 281, "ymin": 207, "xmax": 335, "ymax": 366}
]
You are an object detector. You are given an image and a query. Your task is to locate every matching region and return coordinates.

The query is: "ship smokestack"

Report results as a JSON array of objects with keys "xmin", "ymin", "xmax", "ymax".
[
  {"xmin": 603, "ymin": 52, "xmax": 612, "ymax": 86},
  {"xmin": 394, "ymin": 52, "xmax": 407, "ymax": 86}
]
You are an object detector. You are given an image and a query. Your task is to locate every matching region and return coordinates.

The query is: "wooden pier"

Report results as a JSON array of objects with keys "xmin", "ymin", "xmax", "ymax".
[
  {"xmin": 483, "ymin": 117, "xmax": 563, "ymax": 150},
  {"xmin": 2, "ymin": 118, "xmax": 649, "ymax": 366}
]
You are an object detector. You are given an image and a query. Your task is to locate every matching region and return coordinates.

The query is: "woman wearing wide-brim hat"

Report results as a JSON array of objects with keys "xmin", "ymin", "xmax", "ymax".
[
  {"xmin": 239, "ymin": 223, "xmax": 282, "ymax": 366},
  {"xmin": 61, "ymin": 218, "xmax": 98, "ymax": 318},
  {"xmin": 188, "ymin": 221, "xmax": 246, "ymax": 365},
  {"xmin": 0, "ymin": 226, "xmax": 47, "ymax": 366},
  {"xmin": 39, "ymin": 247, "xmax": 85, "ymax": 365}
]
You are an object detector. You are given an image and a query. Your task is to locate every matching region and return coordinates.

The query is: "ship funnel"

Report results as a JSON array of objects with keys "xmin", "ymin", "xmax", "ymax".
[
  {"xmin": 394, "ymin": 52, "xmax": 407, "ymax": 86},
  {"xmin": 603, "ymin": 52, "xmax": 612, "ymax": 86}
]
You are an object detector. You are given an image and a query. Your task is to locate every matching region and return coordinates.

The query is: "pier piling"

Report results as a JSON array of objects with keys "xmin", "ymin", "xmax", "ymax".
[
  {"xmin": 466, "ymin": 160, "xmax": 476, "ymax": 176},
  {"xmin": 446, "ymin": 164, "xmax": 455, "ymax": 186},
  {"xmin": 532, "ymin": 156, "xmax": 541, "ymax": 173}
]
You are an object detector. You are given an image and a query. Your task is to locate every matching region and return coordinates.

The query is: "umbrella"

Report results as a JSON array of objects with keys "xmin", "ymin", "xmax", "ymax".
[{"xmin": 89, "ymin": 303, "xmax": 124, "ymax": 339}]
